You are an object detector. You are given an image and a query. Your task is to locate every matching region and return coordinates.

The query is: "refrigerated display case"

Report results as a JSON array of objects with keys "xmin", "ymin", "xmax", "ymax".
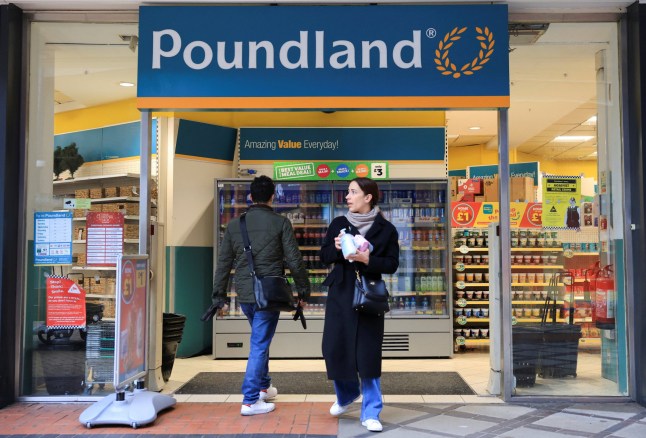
[{"xmin": 212, "ymin": 179, "xmax": 453, "ymax": 358}]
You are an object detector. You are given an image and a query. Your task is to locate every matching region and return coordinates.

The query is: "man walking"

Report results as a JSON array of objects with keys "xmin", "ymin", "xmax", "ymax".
[{"xmin": 211, "ymin": 175, "xmax": 310, "ymax": 415}]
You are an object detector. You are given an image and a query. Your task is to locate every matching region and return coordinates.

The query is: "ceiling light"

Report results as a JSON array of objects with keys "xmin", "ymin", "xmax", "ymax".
[
  {"xmin": 469, "ymin": 126, "xmax": 481, "ymax": 131},
  {"xmin": 119, "ymin": 81, "xmax": 135, "ymax": 87},
  {"xmin": 553, "ymin": 135, "xmax": 594, "ymax": 142},
  {"xmin": 581, "ymin": 116, "xmax": 597, "ymax": 126}
]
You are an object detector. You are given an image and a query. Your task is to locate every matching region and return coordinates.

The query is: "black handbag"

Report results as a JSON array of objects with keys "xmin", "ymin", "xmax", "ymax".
[
  {"xmin": 352, "ymin": 269, "xmax": 390, "ymax": 316},
  {"xmin": 240, "ymin": 214, "xmax": 304, "ymax": 319}
]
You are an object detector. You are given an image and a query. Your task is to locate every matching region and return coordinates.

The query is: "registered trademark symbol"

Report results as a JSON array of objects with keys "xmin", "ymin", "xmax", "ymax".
[{"xmin": 426, "ymin": 28, "xmax": 437, "ymax": 38}]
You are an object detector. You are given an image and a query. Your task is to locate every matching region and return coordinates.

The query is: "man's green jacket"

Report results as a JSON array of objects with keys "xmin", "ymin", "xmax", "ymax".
[{"xmin": 212, "ymin": 203, "xmax": 311, "ymax": 304}]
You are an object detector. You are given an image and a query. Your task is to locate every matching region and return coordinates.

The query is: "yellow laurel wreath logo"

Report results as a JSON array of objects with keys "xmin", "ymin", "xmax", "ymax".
[{"xmin": 434, "ymin": 26, "xmax": 495, "ymax": 79}]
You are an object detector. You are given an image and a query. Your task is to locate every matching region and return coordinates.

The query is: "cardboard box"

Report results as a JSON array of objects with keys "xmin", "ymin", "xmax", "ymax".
[
  {"xmin": 459, "ymin": 178, "xmax": 483, "ymax": 195},
  {"xmin": 510, "ymin": 177, "xmax": 534, "ymax": 202},
  {"xmin": 449, "ymin": 176, "xmax": 460, "ymax": 198},
  {"xmin": 483, "ymin": 176, "xmax": 499, "ymax": 202}
]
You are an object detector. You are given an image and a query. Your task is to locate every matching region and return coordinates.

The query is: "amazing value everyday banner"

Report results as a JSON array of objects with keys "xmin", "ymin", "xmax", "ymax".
[
  {"xmin": 138, "ymin": 5, "xmax": 509, "ymax": 110},
  {"xmin": 239, "ymin": 127, "xmax": 445, "ymax": 162}
]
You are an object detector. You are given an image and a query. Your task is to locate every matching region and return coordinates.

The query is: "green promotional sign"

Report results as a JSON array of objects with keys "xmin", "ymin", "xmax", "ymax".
[{"xmin": 274, "ymin": 161, "xmax": 388, "ymax": 181}]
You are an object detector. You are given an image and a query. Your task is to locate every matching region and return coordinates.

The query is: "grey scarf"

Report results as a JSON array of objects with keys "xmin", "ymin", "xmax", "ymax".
[{"xmin": 345, "ymin": 207, "xmax": 380, "ymax": 236}]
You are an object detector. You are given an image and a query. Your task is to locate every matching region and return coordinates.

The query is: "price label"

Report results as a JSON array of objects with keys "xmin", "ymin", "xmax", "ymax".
[
  {"xmin": 456, "ymin": 298, "xmax": 467, "ymax": 308},
  {"xmin": 563, "ymin": 249, "xmax": 574, "ymax": 259},
  {"xmin": 456, "ymin": 315, "xmax": 468, "ymax": 325},
  {"xmin": 459, "ymin": 245, "xmax": 470, "ymax": 254},
  {"xmin": 456, "ymin": 280, "xmax": 466, "ymax": 290},
  {"xmin": 455, "ymin": 336, "xmax": 466, "ymax": 346},
  {"xmin": 455, "ymin": 262, "xmax": 466, "ymax": 272},
  {"xmin": 511, "ymin": 315, "xmax": 517, "ymax": 325}
]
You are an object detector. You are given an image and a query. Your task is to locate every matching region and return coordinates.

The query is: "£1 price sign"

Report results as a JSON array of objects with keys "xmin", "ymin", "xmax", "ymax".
[{"xmin": 451, "ymin": 202, "xmax": 478, "ymax": 228}]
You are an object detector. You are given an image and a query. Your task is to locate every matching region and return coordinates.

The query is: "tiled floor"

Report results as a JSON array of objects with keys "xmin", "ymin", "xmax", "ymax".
[
  {"xmin": 2, "ymin": 400, "xmax": 645, "ymax": 437},
  {"xmin": 4, "ymin": 348, "xmax": 640, "ymax": 436}
]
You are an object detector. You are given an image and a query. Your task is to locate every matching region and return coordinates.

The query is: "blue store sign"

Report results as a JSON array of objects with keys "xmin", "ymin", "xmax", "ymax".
[
  {"xmin": 238, "ymin": 127, "xmax": 446, "ymax": 162},
  {"xmin": 138, "ymin": 5, "xmax": 509, "ymax": 110}
]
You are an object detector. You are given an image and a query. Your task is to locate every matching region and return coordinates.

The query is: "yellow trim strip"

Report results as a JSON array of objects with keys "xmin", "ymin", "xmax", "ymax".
[
  {"xmin": 175, "ymin": 154, "xmax": 233, "ymax": 164},
  {"xmin": 138, "ymin": 96, "xmax": 510, "ymax": 110}
]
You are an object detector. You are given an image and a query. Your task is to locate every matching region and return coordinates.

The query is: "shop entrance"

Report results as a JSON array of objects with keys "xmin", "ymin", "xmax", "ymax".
[{"xmin": 19, "ymin": 7, "xmax": 629, "ymax": 402}]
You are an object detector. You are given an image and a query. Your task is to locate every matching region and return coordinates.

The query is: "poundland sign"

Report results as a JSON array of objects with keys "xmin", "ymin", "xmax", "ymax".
[{"xmin": 137, "ymin": 5, "xmax": 509, "ymax": 110}]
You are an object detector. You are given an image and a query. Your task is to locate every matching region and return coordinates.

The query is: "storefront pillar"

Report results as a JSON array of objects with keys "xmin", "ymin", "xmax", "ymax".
[
  {"xmin": 625, "ymin": 2, "xmax": 646, "ymax": 407},
  {"xmin": 0, "ymin": 3, "xmax": 24, "ymax": 408},
  {"xmin": 497, "ymin": 109, "xmax": 514, "ymax": 401}
]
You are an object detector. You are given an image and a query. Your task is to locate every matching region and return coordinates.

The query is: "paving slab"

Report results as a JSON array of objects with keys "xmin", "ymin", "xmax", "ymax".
[
  {"xmin": 532, "ymin": 412, "xmax": 620, "ymax": 434},
  {"xmin": 407, "ymin": 414, "xmax": 497, "ymax": 437},
  {"xmin": 455, "ymin": 404, "xmax": 536, "ymax": 420}
]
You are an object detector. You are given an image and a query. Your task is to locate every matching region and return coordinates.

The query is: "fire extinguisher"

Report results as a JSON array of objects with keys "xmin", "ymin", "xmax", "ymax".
[
  {"xmin": 584, "ymin": 262, "xmax": 601, "ymax": 323},
  {"xmin": 595, "ymin": 265, "xmax": 615, "ymax": 329}
]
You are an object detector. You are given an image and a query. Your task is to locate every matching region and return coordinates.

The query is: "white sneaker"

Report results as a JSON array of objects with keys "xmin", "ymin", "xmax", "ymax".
[
  {"xmin": 330, "ymin": 401, "xmax": 351, "ymax": 416},
  {"xmin": 240, "ymin": 400, "xmax": 275, "ymax": 416},
  {"xmin": 362, "ymin": 419, "xmax": 383, "ymax": 432},
  {"xmin": 259, "ymin": 385, "xmax": 278, "ymax": 401}
]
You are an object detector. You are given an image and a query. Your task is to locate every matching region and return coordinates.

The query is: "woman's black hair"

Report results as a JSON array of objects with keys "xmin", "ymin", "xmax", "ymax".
[{"xmin": 351, "ymin": 177, "xmax": 380, "ymax": 208}]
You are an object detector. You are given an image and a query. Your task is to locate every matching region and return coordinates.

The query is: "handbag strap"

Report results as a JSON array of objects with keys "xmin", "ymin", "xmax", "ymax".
[{"xmin": 239, "ymin": 213, "xmax": 256, "ymax": 277}]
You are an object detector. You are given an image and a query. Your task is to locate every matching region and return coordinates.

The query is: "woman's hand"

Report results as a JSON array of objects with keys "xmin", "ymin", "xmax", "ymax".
[
  {"xmin": 334, "ymin": 234, "xmax": 342, "ymax": 250},
  {"xmin": 347, "ymin": 248, "xmax": 370, "ymax": 265}
]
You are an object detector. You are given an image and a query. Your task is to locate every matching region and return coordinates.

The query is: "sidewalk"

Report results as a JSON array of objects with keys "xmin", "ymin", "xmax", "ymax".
[{"xmin": 1, "ymin": 399, "xmax": 645, "ymax": 437}]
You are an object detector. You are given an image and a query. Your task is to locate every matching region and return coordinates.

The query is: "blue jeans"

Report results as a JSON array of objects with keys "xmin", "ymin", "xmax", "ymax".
[
  {"xmin": 334, "ymin": 377, "xmax": 383, "ymax": 422},
  {"xmin": 240, "ymin": 303, "xmax": 280, "ymax": 404}
]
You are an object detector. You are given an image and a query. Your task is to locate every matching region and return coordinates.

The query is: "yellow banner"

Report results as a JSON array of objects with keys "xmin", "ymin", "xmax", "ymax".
[{"xmin": 542, "ymin": 176, "xmax": 582, "ymax": 229}]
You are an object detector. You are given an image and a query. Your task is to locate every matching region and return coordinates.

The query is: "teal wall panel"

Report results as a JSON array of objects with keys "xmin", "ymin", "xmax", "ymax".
[{"xmin": 169, "ymin": 246, "xmax": 213, "ymax": 357}]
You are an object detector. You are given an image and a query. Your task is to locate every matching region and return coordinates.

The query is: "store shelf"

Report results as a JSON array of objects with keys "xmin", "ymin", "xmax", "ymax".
[
  {"xmin": 455, "ymin": 282, "xmax": 489, "ymax": 287},
  {"xmin": 571, "ymin": 252, "xmax": 599, "ymax": 256},
  {"xmin": 389, "ymin": 313, "xmax": 450, "ymax": 319},
  {"xmin": 456, "ymin": 264, "xmax": 489, "ymax": 269},
  {"xmin": 392, "ymin": 291, "xmax": 447, "ymax": 296},
  {"xmin": 89, "ymin": 196, "xmax": 156, "ymax": 206},
  {"xmin": 511, "ymin": 265, "xmax": 564, "ymax": 269},
  {"xmin": 464, "ymin": 318, "xmax": 489, "ymax": 323},
  {"xmin": 512, "ymin": 300, "xmax": 565, "ymax": 304},
  {"xmin": 398, "ymin": 268, "xmax": 446, "ymax": 274},
  {"xmin": 402, "ymin": 246, "xmax": 446, "ymax": 251},
  {"xmin": 393, "ymin": 223, "xmax": 445, "ymax": 228},
  {"xmin": 459, "ymin": 338, "xmax": 490, "ymax": 344},
  {"xmin": 53, "ymin": 173, "xmax": 140, "ymax": 196},
  {"xmin": 512, "ymin": 282, "xmax": 564, "ymax": 287},
  {"xmin": 511, "ymin": 247, "xmax": 563, "ymax": 252},
  {"xmin": 453, "ymin": 247, "xmax": 488, "ymax": 252}
]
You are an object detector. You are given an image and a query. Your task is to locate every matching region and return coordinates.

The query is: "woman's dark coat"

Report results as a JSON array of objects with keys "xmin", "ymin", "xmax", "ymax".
[{"xmin": 320, "ymin": 214, "xmax": 399, "ymax": 380}]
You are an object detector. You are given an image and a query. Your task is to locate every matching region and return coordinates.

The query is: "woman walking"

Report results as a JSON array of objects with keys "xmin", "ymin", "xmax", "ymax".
[{"xmin": 319, "ymin": 177, "xmax": 400, "ymax": 432}]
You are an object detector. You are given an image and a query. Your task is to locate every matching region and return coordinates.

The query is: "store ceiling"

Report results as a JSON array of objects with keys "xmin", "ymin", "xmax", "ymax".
[{"xmin": 29, "ymin": 0, "xmax": 629, "ymax": 162}]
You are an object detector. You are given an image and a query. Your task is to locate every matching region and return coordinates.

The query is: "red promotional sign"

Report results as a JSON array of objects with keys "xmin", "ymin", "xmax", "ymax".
[
  {"xmin": 452, "ymin": 202, "xmax": 543, "ymax": 228},
  {"xmin": 86, "ymin": 212, "xmax": 124, "ymax": 267},
  {"xmin": 451, "ymin": 202, "xmax": 479, "ymax": 228},
  {"xmin": 46, "ymin": 277, "xmax": 86, "ymax": 328},
  {"xmin": 510, "ymin": 202, "xmax": 542, "ymax": 228},
  {"xmin": 115, "ymin": 256, "xmax": 149, "ymax": 388}
]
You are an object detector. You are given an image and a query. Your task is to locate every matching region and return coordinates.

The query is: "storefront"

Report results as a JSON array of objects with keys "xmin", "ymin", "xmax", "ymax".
[{"xmin": 2, "ymin": 1, "xmax": 646, "ymax": 406}]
